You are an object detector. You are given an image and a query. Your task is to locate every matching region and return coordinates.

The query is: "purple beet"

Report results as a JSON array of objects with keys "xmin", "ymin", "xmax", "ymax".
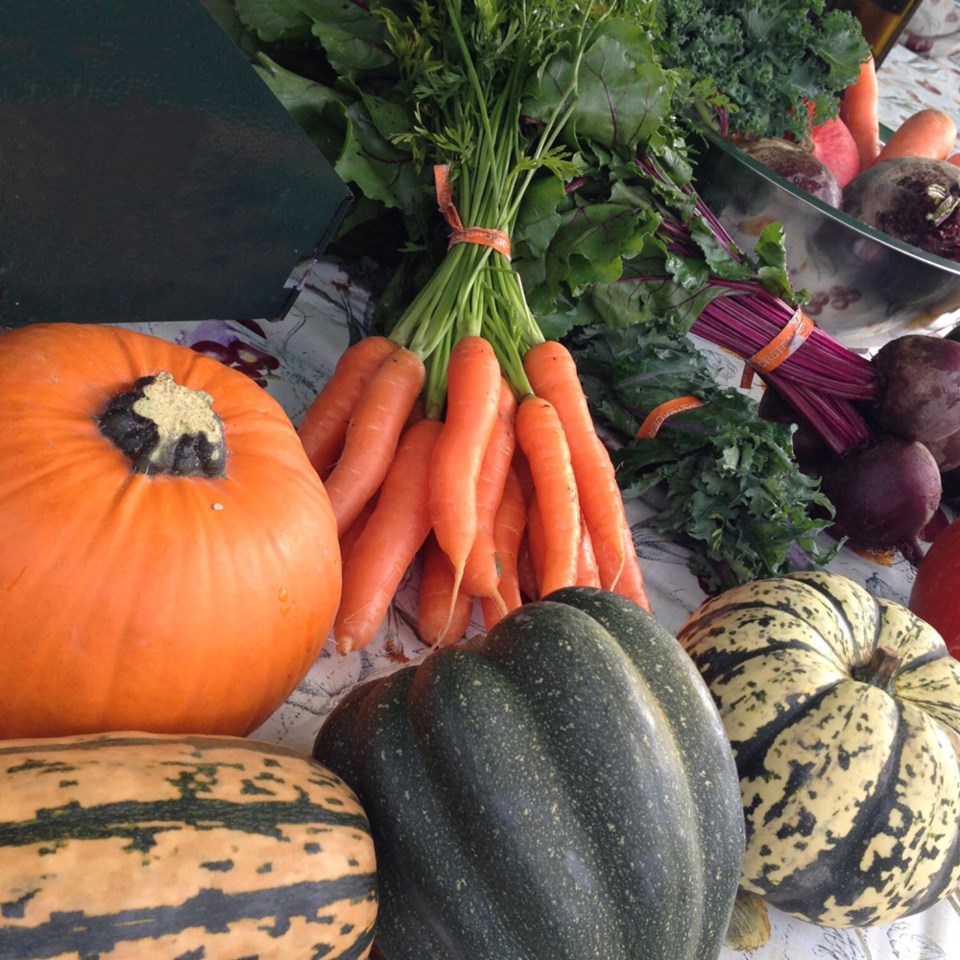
[
  {"xmin": 872, "ymin": 334, "xmax": 960, "ymax": 442},
  {"xmin": 819, "ymin": 434, "xmax": 942, "ymax": 562}
]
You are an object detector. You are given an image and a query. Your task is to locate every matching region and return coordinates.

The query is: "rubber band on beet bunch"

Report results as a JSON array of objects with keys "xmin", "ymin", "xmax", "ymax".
[{"xmin": 611, "ymin": 153, "xmax": 881, "ymax": 458}]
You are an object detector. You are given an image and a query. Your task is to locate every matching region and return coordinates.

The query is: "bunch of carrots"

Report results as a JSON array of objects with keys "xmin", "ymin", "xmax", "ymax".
[
  {"xmin": 298, "ymin": 329, "xmax": 650, "ymax": 655},
  {"xmin": 288, "ymin": 0, "xmax": 659, "ymax": 655}
]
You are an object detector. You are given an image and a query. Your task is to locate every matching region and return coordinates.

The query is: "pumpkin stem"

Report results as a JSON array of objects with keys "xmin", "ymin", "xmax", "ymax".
[
  {"xmin": 97, "ymin": 370, "xmax": 227, "ymax": 477},
  {"xmin": 852, "ymin": 645, "xmax": 901, "ymax": 693}
]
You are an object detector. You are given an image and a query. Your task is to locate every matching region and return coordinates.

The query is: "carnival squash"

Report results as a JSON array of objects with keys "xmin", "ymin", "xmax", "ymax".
[
  {"xmin": 313, "ymin": 586, "xmax": 745, "ymax": 960},
  {"xmin": 0, "ymin": 322, "xmax": 340, "ymax": 738},
  {"xmin": 0, "ymin": 732, "xmax": 378, "ymax": 960},
  {"xmin": 678, "ymin": 571, "xmax": 960, "ymax": 929}
]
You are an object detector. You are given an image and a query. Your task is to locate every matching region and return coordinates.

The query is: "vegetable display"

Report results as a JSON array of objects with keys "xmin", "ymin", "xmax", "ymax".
[
  {"xmin": 313, "ymin": 587, "xmax": 745, "ymax": 960},
  {"xmin": 0, "ymin": 322, "xmax": 341, "ymax": 739},
  {"xmin": 678, "ymin": 571, "xmax": 960, "ymax": 931},
  {"xmin": 0, "ymin": 732, "xmax": 378, "ymax": 960},
  {"xmin": 214, "ymin": 0, "xmax": 890, "ymax": 593}
]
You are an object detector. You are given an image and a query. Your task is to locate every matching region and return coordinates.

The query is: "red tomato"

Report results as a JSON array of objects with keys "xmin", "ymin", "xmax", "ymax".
[{"xmin": 910, "ymin": 516, "xmax": 960, "ymax": 659}]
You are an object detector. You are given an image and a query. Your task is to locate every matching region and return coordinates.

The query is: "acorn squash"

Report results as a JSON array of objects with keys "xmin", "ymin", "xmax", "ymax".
[
  {"xmin": 0, "ymin": 732, "xmax": 378, "ymax": 960},
  {"xmin": 312, "ymin": 586, "xmax": 745, "ymax": 960},
  {"xmin": 678, "ymin": 571, "xmax": 960, "ymax": 929}
]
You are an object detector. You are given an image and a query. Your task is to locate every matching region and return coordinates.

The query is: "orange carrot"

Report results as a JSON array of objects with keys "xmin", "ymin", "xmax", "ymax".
[
  {"xmin": 338, "ymin": 494, "xmax": 378, "ymax": 567},
  {"xmin": 334, "ymin": 418, "xmax": 442, "ymax": 654},
  {"xmin": 511, "ymin": 445, "xmax": 536, "ymax": 503},
  {"xmin": 418, "ymin": 533, "xmax": 476, "ymax": 648},
  {"xmin": 524, "ymin": 493, "xmax": 547, "ymax": 599},
  {"xmin": 297, "ymin": 336, "xmax": 398, "ymax": 480},
  {"xmin": 324, "ymin": 346, "xmax": 426, "ymax": 536},
  {"xmin": 479, "ymin": 468, "xmax": 527, "ymax": 632},
  {"xmin": 462, "ymin": 377, "xmax": 518, "ymax": 610},
  {"xmin": 490, "ymin": 466, "xmax": 527, "ymax": 613},
  {"xmin": 575, "ymin": 516, "xmax": 601, "ymax": 588},
  {"xmin": 876, "ymin": 108, "xmax": 958, "ymax": 164},
  {"xmin": 595, "ymin": 519, "xmax": 651, "ymax": 613},
  {"xmin": 523, "ymin": 339, "xmax": 626, "ymax": 590},
  {"xmin": 428, "ymin": 335, "xmax": 503, "ymax": 606},
  {"xmin": 840, "ymin": 54, "xmax": 881, "ymax": 171},
  {"xmin": 947, "ymin": 153, "xmax": 960, "ymax": 169},
  {"xmin": 515, "ymin": 394, "xmax": 580, "ymax": 597}
]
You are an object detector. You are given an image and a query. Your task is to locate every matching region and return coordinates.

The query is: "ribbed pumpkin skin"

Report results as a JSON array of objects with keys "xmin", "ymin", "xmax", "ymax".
[
  {"xmin": 0, "ymin": 733, "xmax": 377, "ymax": 960},
  {"xmin": 0, "ymin": 322, "xmax": 341, "ymax": 738},
  {"xmin": 678, "ymin": 571, "xmax": 960, "ymax": 928},
  {"xmin": 313, "ymin": 587, "xmax": 745, "ymax": 960}
]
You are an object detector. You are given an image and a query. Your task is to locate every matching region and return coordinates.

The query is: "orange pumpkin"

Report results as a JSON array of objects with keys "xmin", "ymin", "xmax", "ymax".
[{"xmin": 0, "ymin": 322, "xmax": 341, "ymax": 739}]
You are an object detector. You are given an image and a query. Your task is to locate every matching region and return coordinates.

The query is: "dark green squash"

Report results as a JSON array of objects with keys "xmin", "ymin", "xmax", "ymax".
[{"xmin": 313, "ymin": 586, "xmax": 745, "ymax": 960}]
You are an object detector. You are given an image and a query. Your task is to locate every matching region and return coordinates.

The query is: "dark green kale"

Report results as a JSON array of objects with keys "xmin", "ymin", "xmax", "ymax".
[{"xmin": 654, "ymin": 0, "xmax": 871, "ymax": 140}]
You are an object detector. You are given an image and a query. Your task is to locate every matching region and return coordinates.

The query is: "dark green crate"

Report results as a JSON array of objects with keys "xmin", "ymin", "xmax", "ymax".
[{"xmin": 0, "ymin": 0, "xmax": 353, "ymax": 326}]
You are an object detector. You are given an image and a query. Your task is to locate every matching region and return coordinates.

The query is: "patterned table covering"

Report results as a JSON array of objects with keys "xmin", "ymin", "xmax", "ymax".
[
  {"xmin": 877, "ymin": 38, "xmax": 960, "ymax": 148},
  {"xmin": 114, "ymin": 248, "xmax": 960, "ymax": 960}
]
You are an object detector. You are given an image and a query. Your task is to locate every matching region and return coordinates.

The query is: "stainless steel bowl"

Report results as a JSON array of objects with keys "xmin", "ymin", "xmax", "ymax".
[{"xmin": 693, "ymin": 126, "xmax": 960, "ymax": 353}]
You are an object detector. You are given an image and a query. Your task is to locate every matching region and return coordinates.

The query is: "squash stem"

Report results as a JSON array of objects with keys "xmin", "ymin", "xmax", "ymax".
[
  {"xmin": 852, "ymin": 646, "xmax": 900, "ymax": 693},
  {"xmin": 97, "ymin": 370, "xmax": 227, "ymax": 477}
]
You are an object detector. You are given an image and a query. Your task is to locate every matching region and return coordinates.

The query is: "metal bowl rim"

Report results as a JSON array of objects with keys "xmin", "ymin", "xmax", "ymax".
[{"xmin": 694, "ymin": 125, "xmax": 960, "ymax": 279}]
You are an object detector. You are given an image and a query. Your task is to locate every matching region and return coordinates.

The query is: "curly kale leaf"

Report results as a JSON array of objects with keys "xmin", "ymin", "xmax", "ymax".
[
  {"xmin": 569, "ymin": 323, "xmax": 840, "ymax": 593},
  {"xmin": 655, "ymin": 0, "xmax": 870, "ymax": 140}
]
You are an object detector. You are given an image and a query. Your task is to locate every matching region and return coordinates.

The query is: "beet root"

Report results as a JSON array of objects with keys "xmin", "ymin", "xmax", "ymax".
[
  {"xmin": 924, "ymin": 426, "xmax": 960, "ymax": 472},
  {"xmin": 842, "ymin": 156, "xmax": 960, "ymax": 262},
  {"xmin": 872, "ymin": 334, "xmax": 960, "ymax": 442},
  {"xmin": 736, "ymin": 137, "xmax": 842, "ymax": 207},
  {"xmin": 819, "ymin": 434, "xmax": 942, "ymax": 562}
]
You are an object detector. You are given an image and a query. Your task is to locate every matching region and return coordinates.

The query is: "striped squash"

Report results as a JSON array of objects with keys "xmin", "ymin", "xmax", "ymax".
[
  {"xmin": 678, "ymin": 570, "xmax": 960, "ymax": 929},
  {"xmin": 0, "ymin": 732, "xmax": 377, "ymax": 960}
]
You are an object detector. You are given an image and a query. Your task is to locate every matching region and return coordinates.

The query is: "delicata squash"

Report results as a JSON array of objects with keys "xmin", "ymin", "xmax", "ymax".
[
  {"xmin": 0, "ymin": 732, "xmax": 378, "ymax": 960},
  {"xmin": 678, "ymin": 571, "xmax": 960, "ymax": 930}
]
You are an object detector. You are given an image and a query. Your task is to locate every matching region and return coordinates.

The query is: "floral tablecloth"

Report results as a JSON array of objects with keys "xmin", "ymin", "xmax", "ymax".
[
  {"xmin": 878, "ymin": 33, "xmax": 960, "ymax": 146},
  {"xmin": 113, "ymin": 250, "xmax": 960, "ymax": 960}
]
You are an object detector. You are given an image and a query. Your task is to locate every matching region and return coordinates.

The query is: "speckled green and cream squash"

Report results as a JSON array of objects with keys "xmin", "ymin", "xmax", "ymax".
[
  {"xmin": 313, "ymin": 586, "xmax": 745, "ymax": 960},
  {"xmin": 0, "ymin": 733, "xmax": 378, "ymax": 960},
  {"xmin": 678, "ymin": 570, "xmax": 960, "ymax": 929}
]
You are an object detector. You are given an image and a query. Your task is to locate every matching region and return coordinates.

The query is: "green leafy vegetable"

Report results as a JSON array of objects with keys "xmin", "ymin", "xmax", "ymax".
[
  {"xmin": 653, "ymin": 0, "xmax": 870, "ymax": 140},
  {"xmin": 570, "ymin": 324, "xmax": 840, "ymax": 593}
]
